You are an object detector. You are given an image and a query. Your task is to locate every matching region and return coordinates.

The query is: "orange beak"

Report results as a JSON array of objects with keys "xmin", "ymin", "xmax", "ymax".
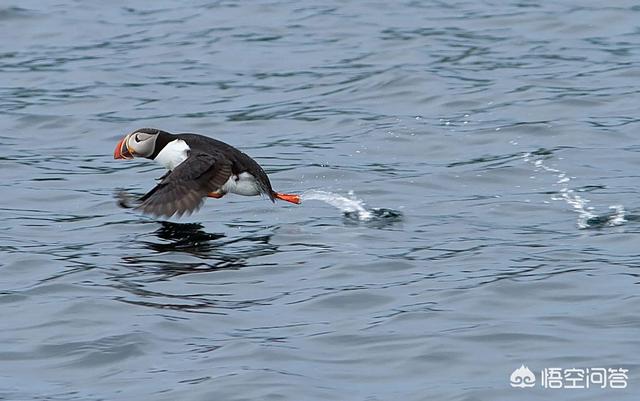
[{"xmin": 114, "ymin": 135, "xmax": 134, "ymax": 159}]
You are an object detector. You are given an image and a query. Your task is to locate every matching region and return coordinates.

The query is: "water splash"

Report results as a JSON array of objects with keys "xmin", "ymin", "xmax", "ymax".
[
  {"xmin": 301, "ymin": 190, "xmax": 373, "ymax": 220},
  {"xmin": 523, "ymin": 152, "xmax": 626, "ymax": 229},
  {"xmin": 607, "ymin": 205, "xmax": 627, "ymax": 226},
  {"xmin": 583, "ymin": 205, "xmax": 628, "ymax": 228},
  {"xmin": 300, "ymin": 190, "xmax": 403, "ymax": 225}
]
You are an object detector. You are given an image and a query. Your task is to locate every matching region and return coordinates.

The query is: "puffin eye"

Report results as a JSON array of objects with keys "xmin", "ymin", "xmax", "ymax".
[{"xmin": 135, "ymin": 134, "xmax": 141, "ymax": 143}]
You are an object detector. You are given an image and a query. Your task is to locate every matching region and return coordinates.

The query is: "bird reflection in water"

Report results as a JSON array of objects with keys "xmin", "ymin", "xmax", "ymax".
[
  {"xmin": 121, "ymin": 220, "xmax": 278, "ymax": 279},
  {"xmin": 148, "ymin": 221, "xmax": 226, "ymax": 253},
  {"xmin": 114, "ymin": 221, "xmax": 278, "ymax": 312}
]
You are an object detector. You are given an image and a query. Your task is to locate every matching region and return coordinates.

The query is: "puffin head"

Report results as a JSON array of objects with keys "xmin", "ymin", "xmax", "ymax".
[{"xmin": 114, "ymin": 128, "xmax": 169, "ymax": 160}]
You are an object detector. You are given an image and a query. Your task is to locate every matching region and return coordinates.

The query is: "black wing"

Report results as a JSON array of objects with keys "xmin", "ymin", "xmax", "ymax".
[{"xmin": 136, "ymin": 152, "xmax": 232, "ymax": 218}]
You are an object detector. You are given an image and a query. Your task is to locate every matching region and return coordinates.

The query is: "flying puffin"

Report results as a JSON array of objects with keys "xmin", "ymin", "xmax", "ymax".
[{"xmin": 113, "ymin": 128, "xmax": 300, "ymax": 217}]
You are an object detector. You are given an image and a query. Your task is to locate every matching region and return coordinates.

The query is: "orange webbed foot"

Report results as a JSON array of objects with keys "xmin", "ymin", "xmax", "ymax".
[
  {"xmin": 208, "ymin": 192, "xmax": 225, "ymax": 199},
  {"xmin": 274, "ymin": 192, "xmax": 301, "ymax": 204}
]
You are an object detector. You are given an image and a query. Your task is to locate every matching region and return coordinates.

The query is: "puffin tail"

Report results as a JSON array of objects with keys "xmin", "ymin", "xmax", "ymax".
[{"xmin": 273, "ymin": 192, "xmax": 301, "ymax": 204}]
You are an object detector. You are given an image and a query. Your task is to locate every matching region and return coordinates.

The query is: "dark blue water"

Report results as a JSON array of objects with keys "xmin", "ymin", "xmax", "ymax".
[{"xmin": 1, "ymin": 2, "xmax": 639, "ymax": 400}]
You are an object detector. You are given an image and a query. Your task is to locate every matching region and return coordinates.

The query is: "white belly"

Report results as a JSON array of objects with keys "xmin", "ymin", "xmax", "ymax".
[
  {"xmin": 221, "ymin": 172, "xmax": 261, "ymax": 196},
  {"xmin": 154, "ymin": 139, "xmax": 189, "ymax": 170}
]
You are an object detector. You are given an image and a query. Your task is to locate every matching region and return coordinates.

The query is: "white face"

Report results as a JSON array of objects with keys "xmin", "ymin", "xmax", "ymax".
[{"xmin": 126, "ymin": 131, "xmax": 158, "ymax": 158}]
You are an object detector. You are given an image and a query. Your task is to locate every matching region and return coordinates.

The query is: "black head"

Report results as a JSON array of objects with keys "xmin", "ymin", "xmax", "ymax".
[{"xmin": 114, "ymin": 128, "xmax": 175, "ymax": 160}]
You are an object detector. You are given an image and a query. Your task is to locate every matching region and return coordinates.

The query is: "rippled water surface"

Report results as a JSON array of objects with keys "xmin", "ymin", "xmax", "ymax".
[{"xmin": 2, "ymin": 1, "xmax": 639, "ymax": 400}]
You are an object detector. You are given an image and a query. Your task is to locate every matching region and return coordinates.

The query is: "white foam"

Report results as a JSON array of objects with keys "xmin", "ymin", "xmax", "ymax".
[
  {"xmin": 301, "ymin": 190, "xmax": 373, "ymax": 221},
  {"xmin": 524, "ymin": 152, "xmax": 623, "ymax": 229},
  {"xmin": 556, "ymin": 187, "xmax": 597, "ymax": 229},
  {"xmin": 607, "ymin": 205, "xmax": 627, "ymax": 226}
]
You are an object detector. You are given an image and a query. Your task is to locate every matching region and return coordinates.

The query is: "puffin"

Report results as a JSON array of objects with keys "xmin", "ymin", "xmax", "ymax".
[{"xmin": 113, "ymin": 128, "xmax": 300, "ymax": 217}]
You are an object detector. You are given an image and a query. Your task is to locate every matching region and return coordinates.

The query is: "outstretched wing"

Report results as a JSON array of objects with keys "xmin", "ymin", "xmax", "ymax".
[{"xmin": 137, "ymin": 152, "xmax": 232, "ymax": 218}]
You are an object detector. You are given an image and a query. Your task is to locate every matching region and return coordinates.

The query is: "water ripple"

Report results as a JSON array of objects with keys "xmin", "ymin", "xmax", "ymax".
[{"xmin": 2, "ymin": 1, "xmax": 640, "ymax": 400}]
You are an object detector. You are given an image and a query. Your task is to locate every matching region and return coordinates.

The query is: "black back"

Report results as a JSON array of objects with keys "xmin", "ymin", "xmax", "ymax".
[{"xmin": 176, "ymin": 133, "xmax": 275, "ymax": 196}]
